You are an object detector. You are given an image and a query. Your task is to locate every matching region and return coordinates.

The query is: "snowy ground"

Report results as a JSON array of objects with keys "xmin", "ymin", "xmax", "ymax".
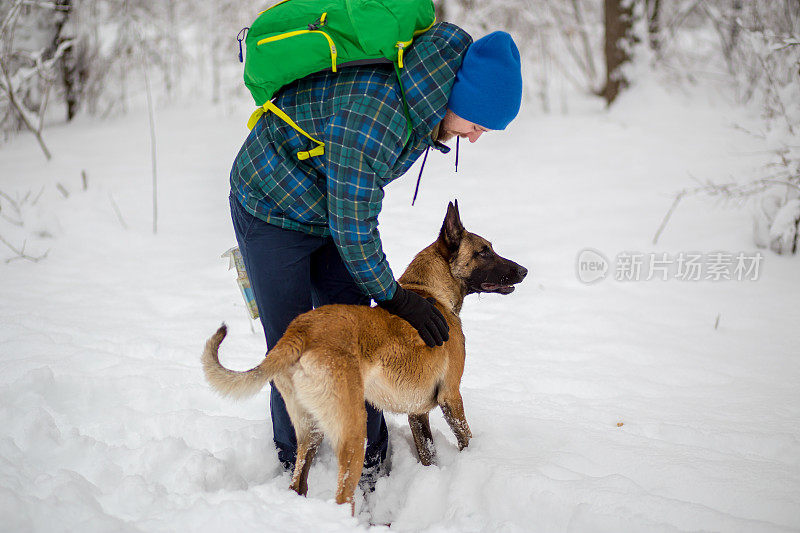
[{"xmin": 1, "ymin": 81, "xmax": 799, "ymax": 532}]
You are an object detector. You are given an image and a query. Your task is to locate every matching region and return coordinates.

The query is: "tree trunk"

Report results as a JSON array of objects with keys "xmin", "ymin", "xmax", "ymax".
[
  {"xmin": 51, "ymin": 0, "xmax": 81, "ymax": 121},
  {"xmin": 646, "ymin": 0, "xmax": 661, "ymax": 51},
  {"xmin": 164, "ymin": 0, "xmax": 177, "ymax": 100},
  {"xmin": 603, "ymin": 0, "xmax": 635, "ymax": 105},
  {"xmin": 211, "ymin": 36, "xmax": 221, "ymax": 104}
]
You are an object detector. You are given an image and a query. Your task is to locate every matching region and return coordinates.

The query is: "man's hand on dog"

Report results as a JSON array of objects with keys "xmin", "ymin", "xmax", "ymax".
[{"xmin": 378, "ymin": 284, "xmax": 449, "ymax": 347}]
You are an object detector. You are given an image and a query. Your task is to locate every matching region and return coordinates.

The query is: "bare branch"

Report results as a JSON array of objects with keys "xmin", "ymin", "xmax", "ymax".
[
  {"xmin": 753, "ymin": 51, "xmax": 796, "ymax": 135},
  {"xmin": 0, "ymin": 214, "xmax": 23, "ymax": 227},
  {"xmin": 652, "ymin": 190, "xmax": 686, "ymax": 244},
  {"xmin": 771, "ymin": 41, "xmax": 800, "ymax": 52},
  {"xmin": 20, "ymin": 1, "xmax": 71, "ymax": 11},
  {"xmin": 0, "ymin": 0, "xmax": 25, "ymax": 36},
  {"xmin": 139, "ymin": 32, "xmax": 158, "ymax": 235},
  {"xmin": 570, "ymin": 0, "xmax": 599, "ymax": 83},
  {"xmin": 653, "ymin": 170, "xmax": 800, "ymax": 244},
  {"xmin": 0, "ymin": 189, "xmax": 24, "ymax": 226},
  {"xmin": 665, "ymin": 0, "xmax": 706, "ymax": 38},
  {"xmin": 0, "ymin": 58, "xmax": 52, "ymax": 159},
  {"xmin": 0, "ymin": 233, "xmax": 49, "ymax": 263},
  {"xmin": 108, "ymin": 193, "xmax": 128, "ymax": 230},
  {"xmin": 544, "ymin": 0, "xmax": 595, "ymax": 90},
  {"xmin": 31, "ymin": 186, "xmax": 45, "ymax": 205},
  {"xmin": 0, "ymin": 189, "xmax": 19, "ymax": 211},
  {"xmin": 37, "ymin": 79, "xmax": 51, "ymax": 132}
]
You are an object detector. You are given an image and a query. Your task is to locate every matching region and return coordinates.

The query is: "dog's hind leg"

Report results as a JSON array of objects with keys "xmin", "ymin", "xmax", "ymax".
[
  {"xmin": 290, "ymin": 353, "xmax": 367, "ymax": 514},
  {"xmin": 290, "ymin": 427, "xmax": 323, "ymax": 497},
  {"xmin": 439, "ymin": 392, "xmax": 472, "ymax": 450},
  {"xmin": 332, "ymin": 407, "xmax": 367, "ymax": 514},
  {"xmin": 274, "ymin": 378, "xmax": 320, "ymax": 497},
  {"xmin": 408, "ymin": 413, "xmax": 436, "ymax": 465},
  {"xmin": 321, "ymin": 369, "xmax": 367, "ymax": 514}
]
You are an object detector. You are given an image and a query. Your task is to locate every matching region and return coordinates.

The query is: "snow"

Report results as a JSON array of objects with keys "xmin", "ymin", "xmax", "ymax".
[{"xmin": 1, "ymin": 80, "xmax": 799, "ymax": 532}]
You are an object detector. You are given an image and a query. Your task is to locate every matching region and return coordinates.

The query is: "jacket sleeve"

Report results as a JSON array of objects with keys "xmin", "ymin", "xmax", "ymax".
[{"xmin": 324, "ymin": 93, "xmax": 407, "ymax": 302}]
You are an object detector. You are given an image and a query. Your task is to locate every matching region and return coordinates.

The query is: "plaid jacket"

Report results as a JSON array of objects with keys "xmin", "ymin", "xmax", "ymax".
[{"xmin": 230, "ymin": 22, "xmax": 472, "ymax": 301}]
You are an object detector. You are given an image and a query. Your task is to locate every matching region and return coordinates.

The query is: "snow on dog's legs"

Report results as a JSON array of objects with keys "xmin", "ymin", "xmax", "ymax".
[
  {"xmin": 328, "ymin": 369, "xmax": 367, "ymax": 514},
  {"xmin": 274, "ymin": 377, "xmax": 320, "ymax": 497},
  {"xmin": 293, "ymin": 352, "xmax": 367, "ymax": 514},
  {"xmin": 439, "ymin": 392, "xmax": 472, "ymax": 451},
  {"xmin": 408, "ymin": 412, "xmax": 436, "ymax": 465},
  {"xmin": 334, "ymin": 415, "xmax": 366, "ymax": 515},
  {"xmin": 290, "ymin": 427, "xmax": 322, "ymax": 497}
]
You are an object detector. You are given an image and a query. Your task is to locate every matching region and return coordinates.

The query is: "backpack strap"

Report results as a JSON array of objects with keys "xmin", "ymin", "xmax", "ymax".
[
  {"xmin": 246, "ymin": 64, "xmax": 416, "ymax": 160},
  {"xmin": 393, "ymin": 63, "xmax": 414, "ymax": 145},
  {"xmin": 247, "ymin": 101, "xmax": 325, "ymax": 160}
]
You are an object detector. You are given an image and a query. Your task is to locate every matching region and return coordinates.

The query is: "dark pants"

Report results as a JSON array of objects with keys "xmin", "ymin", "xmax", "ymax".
[{"xmin": 229, "ymin": 194, "xmax": 388, "ymax": 468}]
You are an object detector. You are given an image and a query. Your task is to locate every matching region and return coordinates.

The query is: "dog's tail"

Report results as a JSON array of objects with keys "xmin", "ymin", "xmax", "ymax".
[{"xmin": 202, "ymin": 323, "xmax": 303, "ymax": 400}]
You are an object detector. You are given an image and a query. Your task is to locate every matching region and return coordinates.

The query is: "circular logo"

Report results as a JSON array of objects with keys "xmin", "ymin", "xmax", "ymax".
[{"xmin": 576, "ymin": 248, "xmax": 609, "ymax": 284}]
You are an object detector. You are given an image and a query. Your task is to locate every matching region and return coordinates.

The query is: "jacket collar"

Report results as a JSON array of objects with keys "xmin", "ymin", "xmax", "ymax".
[{"xmin": 397, "ymin": 22, "xmax": 472, "ymax": 148}]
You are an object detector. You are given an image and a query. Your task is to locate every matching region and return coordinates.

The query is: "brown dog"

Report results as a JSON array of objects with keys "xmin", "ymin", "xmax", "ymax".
[{"xmin": 203, "ymin": 201, "xmax": 527, "ymax": 513}]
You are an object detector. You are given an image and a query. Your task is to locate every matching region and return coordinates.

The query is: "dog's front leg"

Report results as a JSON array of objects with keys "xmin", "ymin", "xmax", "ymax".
[
  {"xmin": 408, "ymin": 413, "xmax": 436, "ymax": 465},
  {"xmin": 439, "ymin": 393, "xmax": 472, "ymax": 450}
]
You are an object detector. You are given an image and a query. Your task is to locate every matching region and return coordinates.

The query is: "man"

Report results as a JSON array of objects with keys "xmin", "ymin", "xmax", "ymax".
[{"xmin": 228, "ymin": 22, "xmax": 522, "ymax": 477}]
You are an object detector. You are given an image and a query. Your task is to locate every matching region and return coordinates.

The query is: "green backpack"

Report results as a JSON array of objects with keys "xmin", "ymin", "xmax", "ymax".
[{"xmin": 241, "ymin": 0, "xmax": 436, "ymax": 160}]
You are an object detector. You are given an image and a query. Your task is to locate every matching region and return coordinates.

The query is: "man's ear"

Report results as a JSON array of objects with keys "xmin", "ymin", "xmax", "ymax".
[{"xmin": 438, "ymin": 200, "xmax": 465, "ymax": 253}]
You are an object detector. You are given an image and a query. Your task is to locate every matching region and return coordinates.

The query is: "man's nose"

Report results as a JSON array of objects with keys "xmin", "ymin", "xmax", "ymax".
[{"xmin": 467, "ymin": 130, "xmax": 483, "ymax": 143}]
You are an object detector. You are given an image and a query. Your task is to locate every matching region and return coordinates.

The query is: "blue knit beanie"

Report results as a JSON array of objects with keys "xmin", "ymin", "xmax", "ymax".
[{"xmin": 448, "ymin": 31, "xmax": 522, "ymax": 130}]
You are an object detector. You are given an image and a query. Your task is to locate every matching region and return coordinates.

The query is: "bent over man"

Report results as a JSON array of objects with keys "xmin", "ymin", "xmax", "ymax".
[{"xmin": 228, "ymin": 22, "xmax": 523, "ymax": 477}]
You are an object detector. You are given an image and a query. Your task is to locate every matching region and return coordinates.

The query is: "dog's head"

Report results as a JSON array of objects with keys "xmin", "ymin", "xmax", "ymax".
[{"xmin": 437, "ymin": 200, "xmax": 528, "ymax": 295}]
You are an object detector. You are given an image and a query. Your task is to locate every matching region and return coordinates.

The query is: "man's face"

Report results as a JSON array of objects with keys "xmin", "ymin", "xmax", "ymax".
[{"xmin": 437, "ymin": 109, "xmax": 490, "ymax": 144}]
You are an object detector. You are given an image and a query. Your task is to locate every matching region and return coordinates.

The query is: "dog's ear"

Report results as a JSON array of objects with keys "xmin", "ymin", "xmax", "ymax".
[{"xmin": 438, "ymin": 200, "xmax": 465, "ymax": 253}]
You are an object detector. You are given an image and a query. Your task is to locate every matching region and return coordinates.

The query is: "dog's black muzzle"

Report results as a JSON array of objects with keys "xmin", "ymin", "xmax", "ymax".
[{"xmin": 470, "ymin": 259, "xmax": 528, "ymax": 295}]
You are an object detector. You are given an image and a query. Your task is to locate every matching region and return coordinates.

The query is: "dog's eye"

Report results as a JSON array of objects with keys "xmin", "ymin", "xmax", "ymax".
[{"xmin": 477, "ymin": 248, "xmax": 493, "ymax": 259}]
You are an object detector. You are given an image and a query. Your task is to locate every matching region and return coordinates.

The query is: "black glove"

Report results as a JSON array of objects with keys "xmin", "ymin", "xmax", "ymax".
[{"xmin": 378, "ymin": 284, "xmax": 449, "ymax": 347}]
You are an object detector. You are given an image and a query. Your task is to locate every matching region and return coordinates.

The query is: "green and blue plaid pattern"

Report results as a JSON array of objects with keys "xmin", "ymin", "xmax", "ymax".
[{"xmin": 230, "ymin": 22, "xmax": 471, "ymax": 301}]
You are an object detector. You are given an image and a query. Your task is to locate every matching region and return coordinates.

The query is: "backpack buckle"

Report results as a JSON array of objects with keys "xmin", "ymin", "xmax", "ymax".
[{"xmin": 308, "ymin": 13, "xmax": 327, "ymax": 31}]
